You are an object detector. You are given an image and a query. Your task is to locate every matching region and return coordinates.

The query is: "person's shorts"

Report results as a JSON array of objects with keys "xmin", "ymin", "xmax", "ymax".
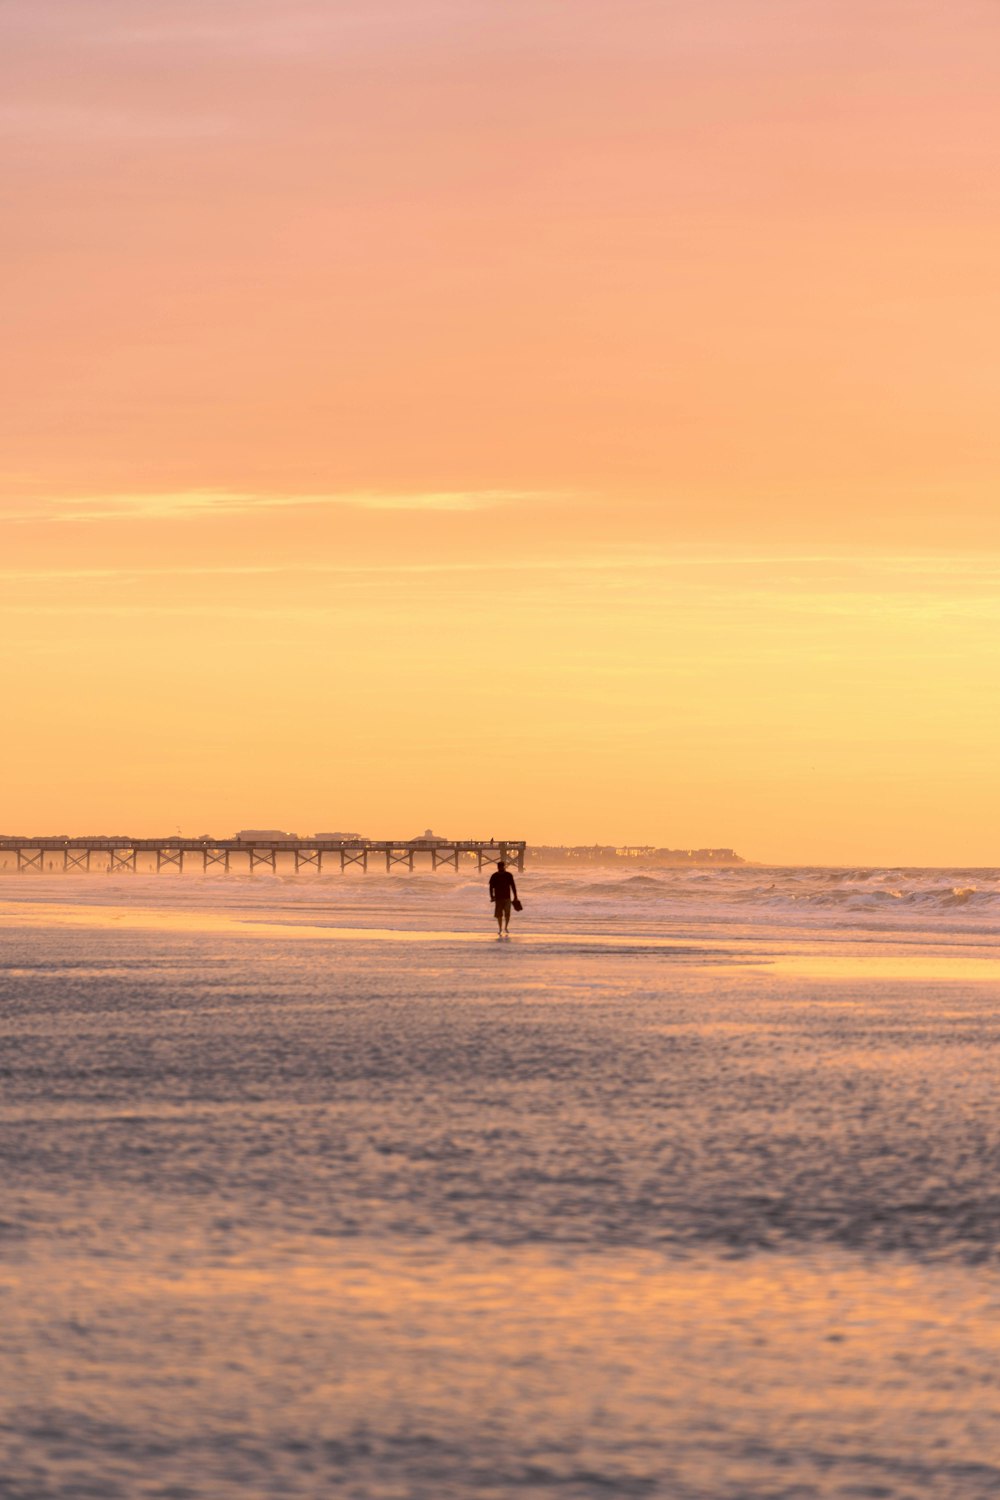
[{"xmin": 494, "ymin": 899, "xmax": 512, "ymax": 921}]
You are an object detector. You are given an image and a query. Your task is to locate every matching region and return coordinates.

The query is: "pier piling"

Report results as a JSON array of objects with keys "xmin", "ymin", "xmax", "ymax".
[{"xmin": 1, "ymin": 837, "xmax": 526, "ymax": 876}]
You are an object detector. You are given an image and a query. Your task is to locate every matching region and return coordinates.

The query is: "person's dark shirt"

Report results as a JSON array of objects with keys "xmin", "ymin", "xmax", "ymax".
[{"xmin": 489, "ymin": 869, "xmax": 518, "ymax": 902}]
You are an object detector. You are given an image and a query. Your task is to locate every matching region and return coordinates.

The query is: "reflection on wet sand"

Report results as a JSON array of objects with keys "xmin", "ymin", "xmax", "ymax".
[
  {"xmin": 1, "ymin": 871, "xmax": 998, "ymax": 1497},
  {"xmin": 7, "ymin": 1240, "xmax": 999, "ymax": 1498},
  {"xmin": 4, "ymin": 897, "xmax": 1000, "ymax": 982}
]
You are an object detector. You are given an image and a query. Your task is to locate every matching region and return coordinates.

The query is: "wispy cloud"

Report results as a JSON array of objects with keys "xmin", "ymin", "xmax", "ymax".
[
  {"xmin": 0, "ymin": 490, "xmax": 558, "ymax": 524},
  {"xmin": 2, "ymin": 549, "xmax": 1000, "ymax": 582},
  {"xmin": 0, "ymin": 103, "xmax": 236, "ymax": 144},
  {"xmin": 102, "ymin": 2, "xmax": 481, "ymax": 59}
]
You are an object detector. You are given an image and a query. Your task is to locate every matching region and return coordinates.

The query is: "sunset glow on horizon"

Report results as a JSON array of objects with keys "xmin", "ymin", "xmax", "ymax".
[{"xmin": 3, "ymin": 0, "xmax": 999, "ymax": 863}]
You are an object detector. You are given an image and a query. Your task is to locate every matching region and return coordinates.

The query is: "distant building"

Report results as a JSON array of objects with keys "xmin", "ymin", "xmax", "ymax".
[
  {"xmin": 313, "ymin": 831, "xmax": 364, "ymax": 841},
  {"xmin": 528, "ymin": 845, "xmax": 745, "ymax": 866},
  {"xmin": 235, "ymin": 829, "xmax": 298, "ymax": 841},
  {"xmin": 409, "ymin": 828, "xmax": 446, "ymax": 846},
  {"xmin": 654, "ymin": 848, "xmax": 743, "ymax": 863}
]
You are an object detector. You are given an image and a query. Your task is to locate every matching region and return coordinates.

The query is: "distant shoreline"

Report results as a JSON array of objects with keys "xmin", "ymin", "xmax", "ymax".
[{"xmin": 527, "ymin": 847, "xmax": 745, "ymax": 867}]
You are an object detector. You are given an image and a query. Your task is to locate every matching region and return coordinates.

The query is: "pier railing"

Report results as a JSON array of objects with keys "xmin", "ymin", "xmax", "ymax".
[{"xmin": 0, "ymin": 838, "xmax": 526, "ymax": 875}]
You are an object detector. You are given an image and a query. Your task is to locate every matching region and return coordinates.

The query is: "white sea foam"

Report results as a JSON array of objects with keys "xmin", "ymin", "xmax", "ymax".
[{"xmin": 3, "ymin": 862, "xmax": 998, "ymax": 936}]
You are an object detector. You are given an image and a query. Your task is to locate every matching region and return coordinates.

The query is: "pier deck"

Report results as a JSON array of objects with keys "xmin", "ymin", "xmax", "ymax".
[{"xmin": 0, "ymin": 838, "xmax": 526, "ymax": 875}]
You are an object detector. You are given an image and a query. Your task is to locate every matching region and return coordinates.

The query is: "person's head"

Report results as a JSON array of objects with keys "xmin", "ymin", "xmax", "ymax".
[{"xmin": 497, "ymin": 860, "xmax": 506, "ymax": 871}]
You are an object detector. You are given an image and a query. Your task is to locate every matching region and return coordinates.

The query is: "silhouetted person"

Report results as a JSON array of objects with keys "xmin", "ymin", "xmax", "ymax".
[{"xmin": 489, "ymin": 860, "xmax": 518, "ymax": 936}]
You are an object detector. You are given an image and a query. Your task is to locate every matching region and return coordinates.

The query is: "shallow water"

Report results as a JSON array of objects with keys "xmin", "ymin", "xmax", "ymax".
[{"xmin": 1, "ymin": 868, "xmax": 999, "ymax": 1497}]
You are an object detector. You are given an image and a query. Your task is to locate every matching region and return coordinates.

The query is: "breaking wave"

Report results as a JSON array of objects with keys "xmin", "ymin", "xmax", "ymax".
[{"xmin": 522, "ymin": 865, "xmax": 1000, "ymax": 935}]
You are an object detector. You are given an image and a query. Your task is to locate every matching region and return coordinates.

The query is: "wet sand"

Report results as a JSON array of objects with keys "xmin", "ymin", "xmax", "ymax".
[{"xmin": 2, "ymin": 872, "xmax": 998, "ymax": 1497}]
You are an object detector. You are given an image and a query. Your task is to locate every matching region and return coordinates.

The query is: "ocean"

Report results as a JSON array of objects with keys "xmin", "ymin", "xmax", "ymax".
[{"xmin": 1, "ymin": 865, "xmax": 998, "ymax": 1498}]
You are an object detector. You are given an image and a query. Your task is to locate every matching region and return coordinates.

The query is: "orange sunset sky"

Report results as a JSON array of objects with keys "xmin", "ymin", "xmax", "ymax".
[{"xmin": 2, "ymin": 1, "xmax": 998, "ymax": 864}]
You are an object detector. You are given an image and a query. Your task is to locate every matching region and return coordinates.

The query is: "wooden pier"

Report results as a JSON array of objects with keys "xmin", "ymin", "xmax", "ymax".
[{"xmin": 0, "ymin": 837, "xmax": 526, "ymax": 875}]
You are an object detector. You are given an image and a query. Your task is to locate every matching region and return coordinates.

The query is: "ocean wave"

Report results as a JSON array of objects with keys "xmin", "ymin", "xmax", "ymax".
[
  {"xmin": 4, "ymin": 864, "xmax": 999, "ymax": 940},
  {"xmin": 518, "ymin": 867, "xmax": 1000, "ymax": 937}
]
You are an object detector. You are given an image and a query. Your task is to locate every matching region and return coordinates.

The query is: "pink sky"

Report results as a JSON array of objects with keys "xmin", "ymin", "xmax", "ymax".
[
  {"xmin": 2, "ymin": 2, "xmax": 999, "ymax": 858},
  {"xmin": 4, "ymin": 0, "xmax": 998, "ymax": 527}
]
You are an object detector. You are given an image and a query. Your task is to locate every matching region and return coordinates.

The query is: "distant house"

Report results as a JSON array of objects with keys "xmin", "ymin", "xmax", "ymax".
[
  {"xmin": 313, "ymin": 831, "xmax": 364, "ymax": 841},
  {"xmin": 408, "ymin": 828, "xmax": 446, "ymax": 846},
  {"xmin": 235, "ymin": 829, "xmax": 298, "ymax": 841}
]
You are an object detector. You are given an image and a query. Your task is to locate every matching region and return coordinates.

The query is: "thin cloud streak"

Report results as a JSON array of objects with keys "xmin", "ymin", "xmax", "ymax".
[
  {"xmin": 0, "ymin": 103, "xmax": 237, "ymax": 143},
  {"xmin": 0, "ymin": 490, "xmax": 558, "ymax": 524},
  {"xmin": 9, "ymin": 0, "xmax": 480, "ymax": 58},
  {"xmin": 2, "ymin": 552, "xmax": 999, "ymax": 583}
]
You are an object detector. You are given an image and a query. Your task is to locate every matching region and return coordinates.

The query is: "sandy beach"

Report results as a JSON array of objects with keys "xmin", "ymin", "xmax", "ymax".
[{"xmin": 2, "ymin": 867, "xmax": 998, "ymax": 1498}]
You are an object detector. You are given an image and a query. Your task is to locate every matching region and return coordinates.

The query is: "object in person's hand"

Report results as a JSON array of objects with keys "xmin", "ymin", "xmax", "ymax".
[{"xmin": 512, "ymin": 899, "xmax": 523, "ymax": 912}]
